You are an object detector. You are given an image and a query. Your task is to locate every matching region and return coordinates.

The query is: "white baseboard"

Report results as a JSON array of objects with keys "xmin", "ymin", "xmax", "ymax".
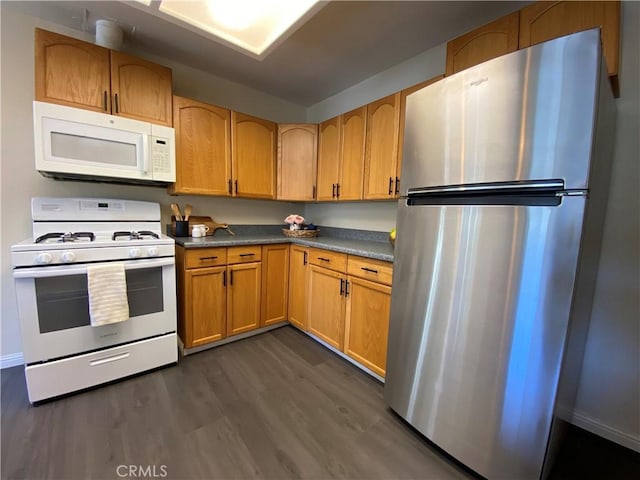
[
  {"xmin": 571, "ymin": 409, "xmax": 640, "ymax": 453},
  {"xmin": 1, "ymin": 352, "xmax": 24, "ymax": 369}
]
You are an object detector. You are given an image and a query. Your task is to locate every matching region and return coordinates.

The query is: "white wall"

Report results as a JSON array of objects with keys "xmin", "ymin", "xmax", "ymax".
[
  {"xmin": 0, "ymin": 6, "xmax": 303, "ymax": 362},
  {"xmin": 572, "ymin": 1, "xmax": 640, "ymax": 452}
]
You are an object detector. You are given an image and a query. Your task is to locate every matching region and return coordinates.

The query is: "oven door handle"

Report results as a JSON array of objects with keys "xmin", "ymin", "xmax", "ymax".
[{"xmin": 13, "ymin": 257, "xmax": 175, "ymax": 279}]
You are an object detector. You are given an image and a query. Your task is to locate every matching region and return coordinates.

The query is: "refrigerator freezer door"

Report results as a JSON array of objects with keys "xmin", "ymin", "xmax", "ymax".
[
  {"xmin": 400, "ymin": 29, "xmax": 601, "ymax": 194},
  {"xmin": 385, "ymin": 196, "xmax": 586, "ymax": 479}
]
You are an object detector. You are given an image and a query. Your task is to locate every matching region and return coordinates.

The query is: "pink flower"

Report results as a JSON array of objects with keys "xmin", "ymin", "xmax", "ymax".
[{"xmin": 284, "ymin": 214, "xmax": 305, "ymax": 225}]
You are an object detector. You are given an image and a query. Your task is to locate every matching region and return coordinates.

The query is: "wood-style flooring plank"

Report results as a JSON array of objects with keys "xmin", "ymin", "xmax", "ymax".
[{"xmin": 1, "ymin": 326, "xmax": 474, "ymax": 480}]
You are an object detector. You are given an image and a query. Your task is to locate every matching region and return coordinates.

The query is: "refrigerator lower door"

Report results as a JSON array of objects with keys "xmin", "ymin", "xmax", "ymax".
[{"xmin": 385, "ymin": 196, "xmax": 586, "ymax": 479}]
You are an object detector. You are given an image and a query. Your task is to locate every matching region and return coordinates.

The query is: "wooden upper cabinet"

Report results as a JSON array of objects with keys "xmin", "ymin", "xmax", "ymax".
[
  {"xmin": 232, "ymin": 112, "xmax": 277, "ymax": 199},
  {"xmin": 170, "ymin": 96, "xmax": 231, "ymax": 196},
  {"xmin": 396, "ymin": 76, "xmax": 444, "ymax": 196},
  {"xmin": 519, "ymin": 1, "xmax": 620, "ymax": 95},
  {"xmin": 445, "ymin": 11, "xmax": 520, "ymax": 76},
  {"xmin": 338, "ymin": 106, "xmax": 366, "ymax": 201},
  {"xmin": 35, "ymin": 28, "xmax": 173, "ymax": 124},
  {"xmin": 316, "ymin": 116, "xmax": 341, "ymax": 201},
  {"xmin": 277, "ymin": 124, "xmax": 318, "ymax": 201},
  {"xmin": 35, "ymin": 28, "xmax": 111, "ymax": 112},
  {"xmin": 110, "ymin": 51, "xmax": 173, "ymax": 126},
  {"xmin": 363, "ymin": 93, "xmax": 401, "ymax": 200}
]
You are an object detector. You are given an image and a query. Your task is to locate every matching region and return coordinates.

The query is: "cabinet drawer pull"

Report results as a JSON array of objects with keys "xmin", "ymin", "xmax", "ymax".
[
  {"xmin": 345, "ymin": 280, "xmax": 350, "ymax": 297},
  {"xmin": 388, "ymin": 177, "xmax": 393, "ymax": 195},
  {"xmin": 114, "ymin": 93, "xmax": 119, "ymax": 113},
  {"xmin": 223, "ymin": 270, "xmax": 226, "ymax": 287},
  {"xmin": 303, "ymin": 251, "xmax": 307, "ymax": 265},
  {"xmin": 332, "ymin": 184, "xmax": 336, "ymax": 198},
  {"xmin": 317, "ymin": 257, "xmax": 331, "ymax": 262},
  {"xmin": 336, "ymin": 183, "xmax": 341, "ymax": 198},
  {"xmin": 395, "ymin": 176, "xmax": 400, "ymax": 195},
  {"xmin": 230, "ymin": 270, "xmax": 233, "ymax": 285},
  {"xmin": 239, "ymin": 253, "xmax": 255, "ymax": 257},
  {"xmin": 339, "ymin": 278, "xmax": 344, "ymax": 296},
  {"xmin": 200, "ymin": 256, "xmax": 218, "ymax": 261},
  {"xmin": 361, "ymin": 267, "xmax": 379, "ymax": 274}
]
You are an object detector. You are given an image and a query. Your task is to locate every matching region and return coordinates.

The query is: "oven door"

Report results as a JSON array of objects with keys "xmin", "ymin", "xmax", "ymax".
[{"xmin": 13, "ymin": 257, "xmax": 176, "ymax": 364}]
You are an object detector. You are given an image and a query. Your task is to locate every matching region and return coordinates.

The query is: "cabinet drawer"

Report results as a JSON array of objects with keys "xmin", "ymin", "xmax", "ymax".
[
  {"xmin": 309, "ymin": 248, "xmax": 347, "ymax": 272},
  {"xmin": 185, "ymin": 248, "xmax": 227, "ymax": 269},
  {"xmin": 347, "ymin": 256, "xmax": 393, "ymax": 285},
  {"xmin": 227, "ymin": 245, "xmax": 262, "ymax": 264}
]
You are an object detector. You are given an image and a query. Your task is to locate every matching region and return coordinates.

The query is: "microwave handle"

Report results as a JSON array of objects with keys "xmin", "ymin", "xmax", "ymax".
[{"xmin": 13, "ymin": 257, "xmax": 174, "ymax": 279}]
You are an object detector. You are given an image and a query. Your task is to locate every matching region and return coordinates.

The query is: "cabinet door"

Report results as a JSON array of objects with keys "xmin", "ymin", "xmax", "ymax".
[
  {"xmin": 445, "ymin": 11, "xmax": 520, "ymax": 76},
  {"xmin": 396, "ymin": 76, "xmax": 443, "ymax": 197},
  {"xmin": 288, "ymin": 245, "xmax": 309, "ymax": 330},
  {"xmin": 339, "ymin": 106, "xmax": 366, "ymax": 201},
  {"xmin": 261, "ymin": 244, "xmax": 289, "ymax": 326},
  {"xmin": 363, "ymin": 94, "xmax": 401, "ymax": 199},
  {"xmin": 232, "ymin": 112, "xmax": 277, "ymax": 199},
  {"xmin": 185, "ymin": 266, "xmax": 227, "ymax": 348},
  {"xmin": 519, "ymin": 1, "xmax": 620, "ymax": 95},
  {"xmin": 316, "ymin": 116, "xmax": 341, "ymax": 201},
  {"xmin": 227, "ymin": 262, "xmax": 262, "ymax": 336},
  {"xmin": 35, "ymin": 28, "xmax": 111, "ymax": 113},
  {"xmin": 110, "ymin": 51, "xmax": 173, "ymax": 126},
  {"xmin": 307, "ymin": 265, "xmax": 345, "ymax": 349},
  {"xmin": 170, "ymin": 96, "xmax": 231, "ymax": 196},
  {"xmin": 344, "ymin": 276, "xmax": 391, "ymax": 377},
  {"xmin": 277, "ymin": 124, "xmax": 318, "ymax": 201}
]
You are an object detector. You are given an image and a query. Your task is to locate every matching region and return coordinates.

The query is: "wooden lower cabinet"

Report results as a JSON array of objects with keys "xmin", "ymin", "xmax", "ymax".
[
  {"xmin": 177, "ymin": 246, "xmax": 262, "ymax": 348},
  {"xmin": 344, "ymin": 276, "xmax": 391, "ymax": 377},
  {"xmin": 227, "ymin": 262, "xmax": 262, "ymax": 336},
  {"xmin": 184, "ymin": 266, "xmax": 227, "ymax": 347},
  {"xmin": 288, "ymin": 245, "xmax": 309, "ymax": 330},
  {"xmin": 261, "ymin": 244, "xmax": 289, "ymax": 326},
  {"xmin": 307, "ymin": 265, "xmax": 346, "ymax": 350}
]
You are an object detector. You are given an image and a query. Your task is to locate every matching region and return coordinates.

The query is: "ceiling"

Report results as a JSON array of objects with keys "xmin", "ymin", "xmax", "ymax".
[{"xmin": 7, "ymin": 1, "xmax": 528, "ymax": 106}]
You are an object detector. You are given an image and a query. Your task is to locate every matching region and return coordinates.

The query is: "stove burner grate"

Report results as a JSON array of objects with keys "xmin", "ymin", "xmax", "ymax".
[
  {"xmin": 112, "ymin": 230, "xmax": 160, "ymax": 241},
  {"xmin": 35, "ymin": 232, "xmax": 96, "ymax": 244}
]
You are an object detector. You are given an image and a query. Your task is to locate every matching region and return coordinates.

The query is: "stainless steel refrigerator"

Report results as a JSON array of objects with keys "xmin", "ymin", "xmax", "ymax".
[{"xmin": 384, "ymin": 29, "xmax": 615, "ymax": 480}]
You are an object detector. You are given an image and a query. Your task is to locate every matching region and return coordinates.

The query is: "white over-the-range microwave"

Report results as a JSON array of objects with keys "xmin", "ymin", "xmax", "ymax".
[{"xmin": 33, "ymin": 101, "xmax": 175, "ymax": 185}]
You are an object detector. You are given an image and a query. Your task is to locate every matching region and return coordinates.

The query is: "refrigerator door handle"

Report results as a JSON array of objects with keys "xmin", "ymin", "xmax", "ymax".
[{"xmin": 408, "ymin": 179, "xmax": 565, "ymax": 197}]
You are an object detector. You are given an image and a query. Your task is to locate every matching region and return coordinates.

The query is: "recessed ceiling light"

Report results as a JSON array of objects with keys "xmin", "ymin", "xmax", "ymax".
[{"xmin": 158, "ymin": 0, "xmax": 321, "ymax": 59}]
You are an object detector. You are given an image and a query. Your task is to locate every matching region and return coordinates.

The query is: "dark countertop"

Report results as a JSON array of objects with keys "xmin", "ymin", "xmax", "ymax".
[{"xmin": 172, "ymin": 232, "xmax": 395, "ymax": 262}]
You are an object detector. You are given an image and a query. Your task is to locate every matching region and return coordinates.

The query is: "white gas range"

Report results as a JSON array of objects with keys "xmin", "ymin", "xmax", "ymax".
[{"xmin": 11, "ymin": 197, "xmax": 178, "ymax": 404}]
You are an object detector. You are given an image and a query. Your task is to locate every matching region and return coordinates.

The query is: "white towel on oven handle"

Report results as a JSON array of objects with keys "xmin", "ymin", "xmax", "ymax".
[{"xmin": 87, "ymin": 263, "xmax": 130, "ymax": 327}]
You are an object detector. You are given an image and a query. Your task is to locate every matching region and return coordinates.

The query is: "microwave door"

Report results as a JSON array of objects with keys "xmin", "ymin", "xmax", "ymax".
[{"xmin": 34, "ymin": 102, "xmax": 154, "ymax": 182}]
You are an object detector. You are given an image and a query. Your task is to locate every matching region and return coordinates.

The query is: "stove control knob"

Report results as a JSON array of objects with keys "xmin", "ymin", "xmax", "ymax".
[
  {"xmin": 147, "ymin": 247, "xmax": 159, "ymax": 257},
  {"xmin": 60, "ymin": 251, "xmax": 76, "ymax": 263},
  {"xmin": 36, "ymin": 253, "xmax": 53, "ymax": 265},
  {"xmin": 129, "ymin": 248, "xmax": 142, "ymax": 258}
]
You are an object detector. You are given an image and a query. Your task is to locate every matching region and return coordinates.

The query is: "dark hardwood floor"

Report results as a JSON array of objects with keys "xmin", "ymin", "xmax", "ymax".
[
  {"xmin": 4, "ymin": 326, "xmax": 638, "ymax": 480},
  {"xmin": 1, "ymin": 327, "xmax": 473, "ymax": 480}
]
